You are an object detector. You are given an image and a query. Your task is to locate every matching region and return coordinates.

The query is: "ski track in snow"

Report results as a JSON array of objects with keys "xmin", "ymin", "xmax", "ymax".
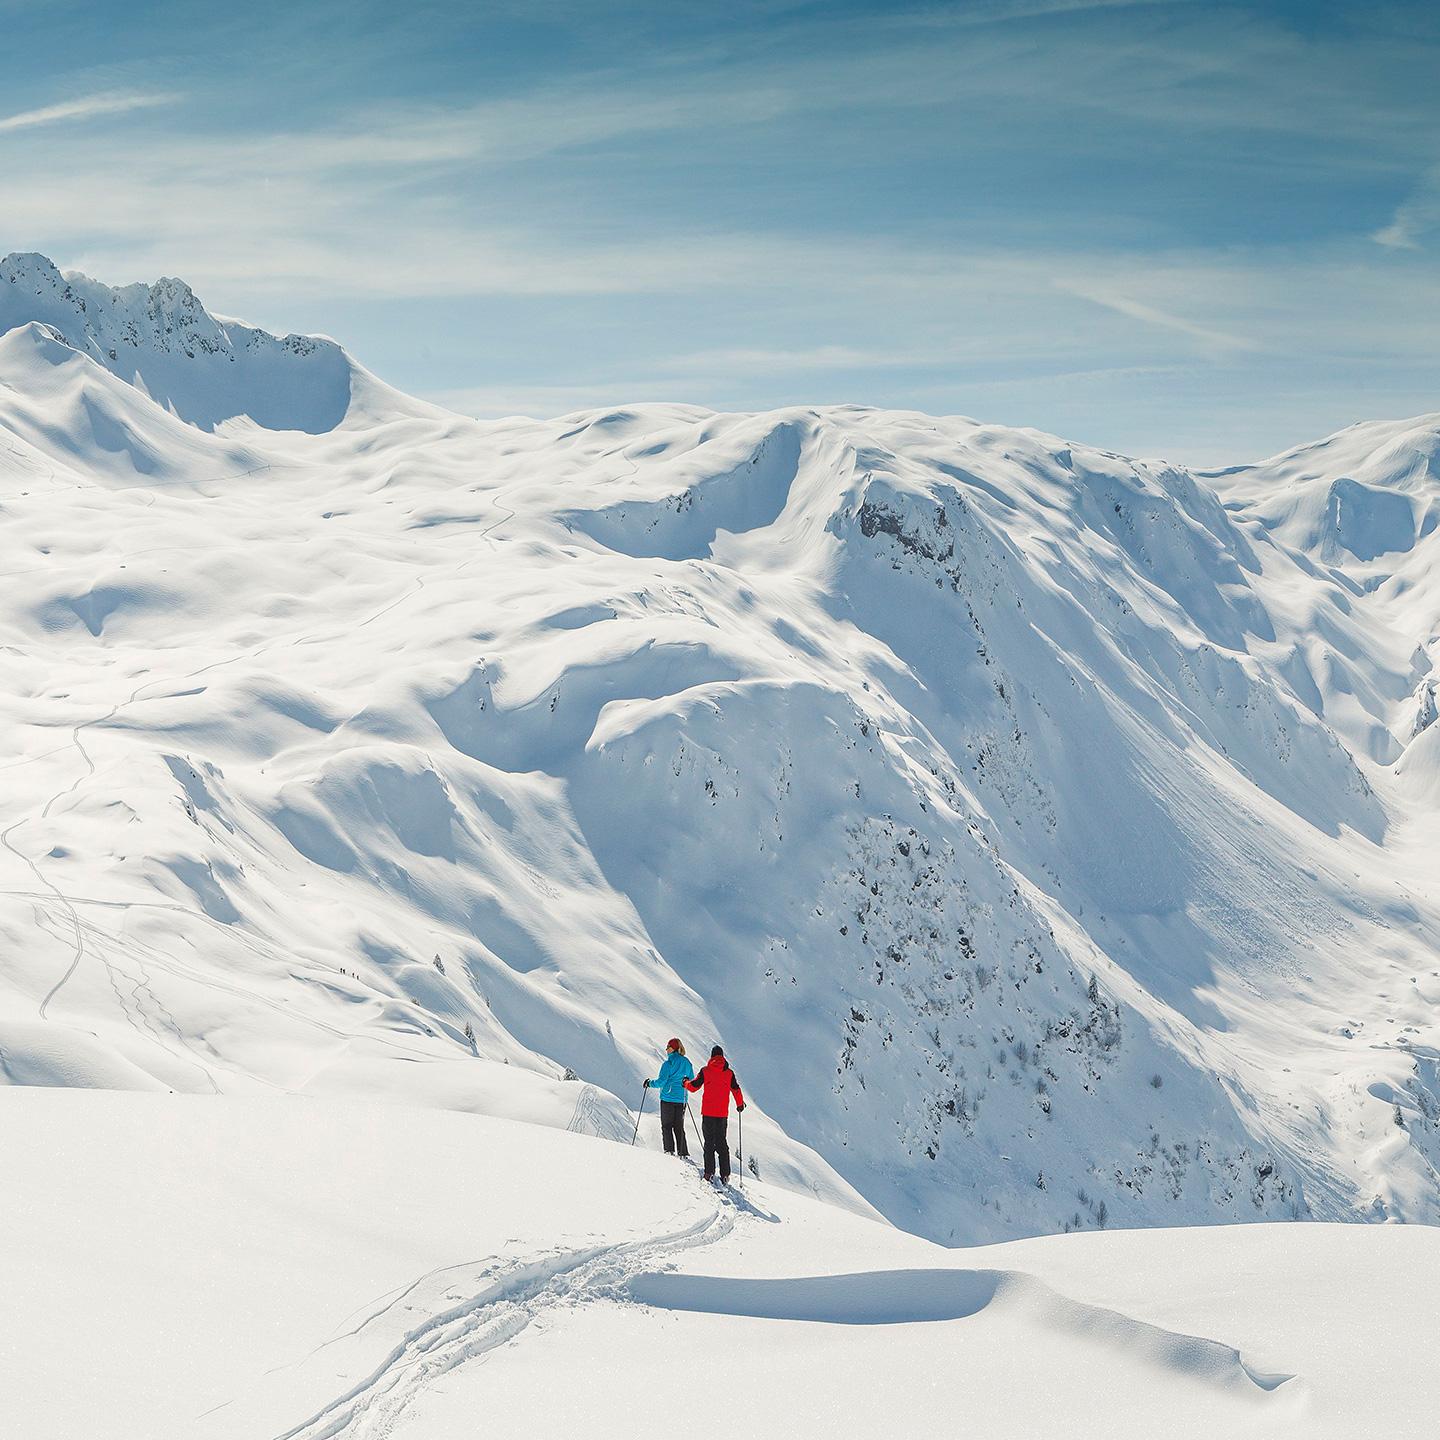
[
  {"xmin": 265, "ymin": 1201, "xmax": 736, "ymax": 1440},
  {"xmin": 565, "ymin": 1082, "xmax": 607, "ymax": 1137},
  {"xmin": 6, "ymin": 656, "xmax": 294, "ymax": 1025},
  {"xmin": 1, "ymin": 886, "xmax": 445, "ymax": 1068}
]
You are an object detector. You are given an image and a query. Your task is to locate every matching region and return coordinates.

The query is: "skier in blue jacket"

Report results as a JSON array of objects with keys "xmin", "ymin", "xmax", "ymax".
[{"xmin": 644, "ymin": 1038, "xmax": 695, "ymax": 1157}]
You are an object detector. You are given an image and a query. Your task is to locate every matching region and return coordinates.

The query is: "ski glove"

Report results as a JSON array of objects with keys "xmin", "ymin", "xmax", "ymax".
[
  {"xmin": 737, "ymin": 1102, "xmax": 745, "ymax": 1111},
  {"xmin": 643, "ymin": 1079, "xmax": 651, "ymax": 1088}
]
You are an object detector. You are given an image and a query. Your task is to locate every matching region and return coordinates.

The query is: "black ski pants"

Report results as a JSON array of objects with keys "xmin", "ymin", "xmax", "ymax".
[
  {"xmin": 702, "ymin": 1114, "xmax": 730, "ymax": 1179},
  {"xmin": 660, "ymin": 1100, "xmax": 689, "ymax": 1157}
]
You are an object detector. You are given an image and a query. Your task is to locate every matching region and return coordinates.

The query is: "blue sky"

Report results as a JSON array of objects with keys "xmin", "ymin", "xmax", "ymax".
[{"xmin": 1, "ymin": 0, "xmax": 1436, "ymax": 461}]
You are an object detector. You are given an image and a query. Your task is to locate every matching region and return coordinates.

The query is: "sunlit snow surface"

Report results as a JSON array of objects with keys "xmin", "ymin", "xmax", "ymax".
[
  {"xmin": 7, "ymin": 1091, "xmax": 1439, "ymax": 1438},
  {"xmin": 3, "ymin": 256, "xmax": 1440, "ymax": 1256}
]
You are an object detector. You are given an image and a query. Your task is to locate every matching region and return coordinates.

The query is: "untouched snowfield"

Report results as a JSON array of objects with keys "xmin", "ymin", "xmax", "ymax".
[{"xmin": 6, "ymin": 1089, "xmax": 1437, "ymax": 1439}]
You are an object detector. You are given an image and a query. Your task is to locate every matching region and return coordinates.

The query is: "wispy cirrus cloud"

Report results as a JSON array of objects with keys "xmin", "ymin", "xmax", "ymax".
[
  {"xmin": 0, "ymin": 89, "xmax": 178, "ymax": 134},
  {"xmin": 1373, "ymin": 165, "xmax": 1440, "ymax": 251},
  {"xmin": 1055, "ymin": 281, "xmax": 1261, "ymax": 354}
]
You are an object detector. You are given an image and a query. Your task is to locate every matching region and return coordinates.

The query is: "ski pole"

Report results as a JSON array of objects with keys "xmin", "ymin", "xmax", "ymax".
[
  {"xmin": 735, "ymin": 1104, "xmax": 743, "ymax": 1188},
  {"xmin": 686, "ymin": 1100, "xmax": 702, "ymax": 1148},
  {"xmin": 630, "ymin": 1083, "xmax": 648, "ymax": 1146}
]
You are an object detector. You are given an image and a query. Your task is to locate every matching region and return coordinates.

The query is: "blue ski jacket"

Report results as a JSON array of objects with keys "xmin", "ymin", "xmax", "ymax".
[{"xmin": 647, "ymin": 1051, "xmax": 695, "ymax": 1103}]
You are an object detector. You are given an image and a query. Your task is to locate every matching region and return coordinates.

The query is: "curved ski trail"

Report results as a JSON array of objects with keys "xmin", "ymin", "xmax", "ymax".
[{"xmin": 270, "ymin": 1200, "xmax": 734, "ymax": 1440}]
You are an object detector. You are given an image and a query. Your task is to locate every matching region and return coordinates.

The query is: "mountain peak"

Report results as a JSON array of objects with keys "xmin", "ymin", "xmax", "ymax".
[
  {"xmin": 0, "ymin": 251, "xmax": 354, "ymax": 432},
  {"xmin": 1, "ymin": 251, "xmax": 63, "ymax": 285}
]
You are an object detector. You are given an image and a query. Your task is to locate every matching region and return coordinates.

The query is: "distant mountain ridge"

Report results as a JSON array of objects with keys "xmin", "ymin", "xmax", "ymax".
[{"xmin": 0, "ymin": 252, "xmax": 402, "ymax": 432}]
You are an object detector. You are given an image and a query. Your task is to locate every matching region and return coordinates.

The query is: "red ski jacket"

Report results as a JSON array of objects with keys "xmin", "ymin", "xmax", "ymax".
[{"xmin": 685, "ymin": 1056, "xmax": 745, "ymax": 1117}]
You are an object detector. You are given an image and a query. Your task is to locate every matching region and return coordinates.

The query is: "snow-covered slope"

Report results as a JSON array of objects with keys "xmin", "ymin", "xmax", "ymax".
[
  {"xmin": 2, "ymin": 255, "xmax": 1439, "ymax": 1247},
  {"xmin": 0, "ymin": 252, "xmax": 427, "ymax": 432},
  {"xmin": 7, "ymin": 1089, "xmax": 1438, "ymax": 1439}
]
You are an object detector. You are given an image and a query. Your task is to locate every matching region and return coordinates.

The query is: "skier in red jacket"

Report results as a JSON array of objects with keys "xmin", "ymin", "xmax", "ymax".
[{"xmin": 685, "ymin": 1044, "xmax": 745, "ymax": 1183}]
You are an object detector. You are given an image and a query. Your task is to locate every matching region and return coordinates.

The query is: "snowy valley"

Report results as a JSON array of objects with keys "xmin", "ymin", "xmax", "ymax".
[{"xmin": 3, "ymin": 253, "xmax": 1439, "ymax": 1435}]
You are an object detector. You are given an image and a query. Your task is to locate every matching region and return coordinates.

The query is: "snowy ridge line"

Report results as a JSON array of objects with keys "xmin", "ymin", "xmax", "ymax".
[
  {"xmin": 627, "ymin": 1265, "xmax": 1294, "ymax": 1398},
  {"xmin": 0, "ymin": 260, "xmax": 367, "ymax": 433},
  {"xmin": 269, "ymin": 1203, "xmax": 735, "ymax": 1440},
  {"xmin": 0, "ymin": 388, "xmax": 286, "ymax": 498}
]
